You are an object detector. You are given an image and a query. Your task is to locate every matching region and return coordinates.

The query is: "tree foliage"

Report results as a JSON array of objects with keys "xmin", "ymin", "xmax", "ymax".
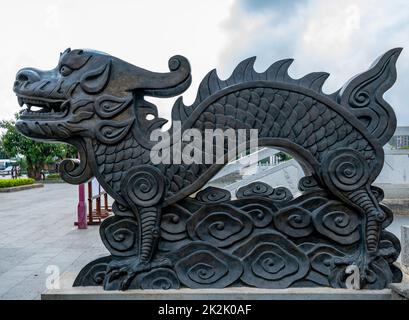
[
  {"xmin": 276, "ymin": 151, "xmax": 293, "ymax": 162},
  {"xmin": 0, "ymin": 115, "xmax": 77, "ymax": 179},
  {"xmin": 0, "ymin": 140, "xmax": 7, "ymax": 159}
]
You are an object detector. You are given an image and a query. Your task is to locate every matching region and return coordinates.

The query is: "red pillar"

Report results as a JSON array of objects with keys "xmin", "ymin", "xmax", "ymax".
[
  {"xmin": 76, "ymin": 183, "xmax": 87, "ymax": 229},
  {"xmin": 75, "ymin": 151, "xmax": 87, "ymax": 229}
]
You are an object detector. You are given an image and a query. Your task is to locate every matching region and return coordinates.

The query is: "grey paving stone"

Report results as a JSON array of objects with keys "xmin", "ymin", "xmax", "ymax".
[{"xmin": 0, "ymin": 184, "xmax": 111, "ymax": 299}]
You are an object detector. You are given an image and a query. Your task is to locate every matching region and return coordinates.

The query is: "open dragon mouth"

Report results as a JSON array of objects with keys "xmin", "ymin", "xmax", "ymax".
[{"xmin": 17, "ymin": 95, "xmax": 69, "ymax": 118}]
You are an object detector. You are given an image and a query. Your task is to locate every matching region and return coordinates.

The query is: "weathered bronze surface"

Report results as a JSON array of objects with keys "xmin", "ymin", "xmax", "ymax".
[{"xmin": 14, "ymin": 48, "xmax": 402, "ymax": 290}]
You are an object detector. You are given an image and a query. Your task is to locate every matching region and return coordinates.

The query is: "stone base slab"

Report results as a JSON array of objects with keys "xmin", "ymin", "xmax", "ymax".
[
  {"xmin": 42, "ymin": 287, "xmax": 393, "ymax": 300},
  {"xmin": 390, "ymin": 283, "xmax": 409, "ymax": 300},
  {"xmin": 41, "ymin": 273, "xmax": 393, "ymax": 300}
]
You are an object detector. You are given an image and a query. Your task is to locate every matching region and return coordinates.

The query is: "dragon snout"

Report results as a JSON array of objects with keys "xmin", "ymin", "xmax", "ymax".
[{"xmin": 14, "ymin": 68, "xmax": 42, "ymax": 91}]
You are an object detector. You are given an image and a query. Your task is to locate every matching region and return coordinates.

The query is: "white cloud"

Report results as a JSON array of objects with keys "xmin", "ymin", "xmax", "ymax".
[{"xmin": 218, "ymin": 0, "xmax": 409, "ymax": 125}]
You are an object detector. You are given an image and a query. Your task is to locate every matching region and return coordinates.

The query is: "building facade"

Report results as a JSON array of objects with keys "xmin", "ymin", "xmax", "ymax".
[{"xmin": 389, "ymin": 126, "xmax": 409, "ymax": 149}]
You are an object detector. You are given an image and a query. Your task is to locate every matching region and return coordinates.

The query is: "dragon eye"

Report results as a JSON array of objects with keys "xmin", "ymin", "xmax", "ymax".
[{"xmin": 60, "ymin": 65, "xmax": 73, "ymax": 76}]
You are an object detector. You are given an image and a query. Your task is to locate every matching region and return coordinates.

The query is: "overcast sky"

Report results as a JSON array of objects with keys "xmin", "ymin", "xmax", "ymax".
[{"xmin": 1, "ymin": 0, "xmax": 408, "ymax": 126}]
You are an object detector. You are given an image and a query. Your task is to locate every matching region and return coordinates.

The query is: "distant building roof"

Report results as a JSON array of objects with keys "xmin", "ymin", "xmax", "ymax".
[{"xmin": 394, "ymin": 126, "xmax": 409, "ymax": 135}]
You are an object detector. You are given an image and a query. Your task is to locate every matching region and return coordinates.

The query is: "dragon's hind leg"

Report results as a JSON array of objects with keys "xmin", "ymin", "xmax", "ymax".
[
  {"xmin": 347, "ymin": 188, "xmax": 384, "ymax": 252},
  {"xmin": 321, "ymin": 149, "xmax": 385, "ymax": 287},
  {"xmin": 332, "ymin": 187, "xmax": 384, "ymax": 286}
]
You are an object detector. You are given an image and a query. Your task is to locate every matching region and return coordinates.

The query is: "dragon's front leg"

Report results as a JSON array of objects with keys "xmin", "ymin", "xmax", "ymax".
[{"xmin": 103, "ymin": 165, "xmax": 170, "ymax": 290}]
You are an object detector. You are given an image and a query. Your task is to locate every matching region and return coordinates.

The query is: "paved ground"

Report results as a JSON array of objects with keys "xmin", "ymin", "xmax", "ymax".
[
  {"xmin": 0, "ymin": 183, "xmax": 408, "ymax": 300},
  {"xmin": 0, "ymin": 183, "xmax": 107, "ymax": 299}
]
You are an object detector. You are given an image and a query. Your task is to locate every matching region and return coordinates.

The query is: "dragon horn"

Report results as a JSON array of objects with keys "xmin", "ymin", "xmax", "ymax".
[{"xmin": 129, "ymin": 55, "xmax": 192, "ymax": 98}]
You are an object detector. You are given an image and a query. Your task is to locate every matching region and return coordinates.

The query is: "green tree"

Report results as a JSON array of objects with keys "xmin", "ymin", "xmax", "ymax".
[
  {"xmin": 0, "ymin": 141, "xmax": 8, "ymax": 159},
  {"xmin": 276, "ymin": 151, "xmax": 292, "ymax": 162},
  {"xmin": 0, "ymin": 115, "xmax": 77, "ymax": 180}
]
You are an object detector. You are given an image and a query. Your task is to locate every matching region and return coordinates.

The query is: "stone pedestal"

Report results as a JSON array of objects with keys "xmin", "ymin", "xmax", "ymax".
[
  {"xmin": 42, "ymin": 287, "xmax": 393, "ymax": 300},
  {"xmin": 41, "ymin": 273, "xmax": 393, "ymax": 300},
  {"xmin": 390, "ymin": 283, "xmax": 409, "ymax": 300}
]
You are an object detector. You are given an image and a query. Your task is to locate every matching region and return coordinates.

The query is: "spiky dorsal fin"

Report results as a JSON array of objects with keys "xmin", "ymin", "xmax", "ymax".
[
  {"xmin": 337, "ymin": 48, "xmax": 402, "ymax": 145},
  {"xmin": 171, "ymin": 55, "xmax": 334, "ymax": 122}
]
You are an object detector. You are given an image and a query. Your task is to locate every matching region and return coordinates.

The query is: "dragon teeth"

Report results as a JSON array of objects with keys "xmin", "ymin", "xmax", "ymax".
[{"xmin": 60, "ymin": 100, "xmax": 69, "ymax": 112}]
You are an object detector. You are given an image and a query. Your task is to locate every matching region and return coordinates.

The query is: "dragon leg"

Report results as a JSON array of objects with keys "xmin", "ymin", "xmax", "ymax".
[
  {"xmin": 321, "ymin": 148, "xmax": 385, "ymax": 285},
  {"xmin": 331, "ymin": 187, "xmax": 384, "ymax": 287},
  {"xmin": 333, "ymin": 187, "xmax": 384, "ymax": 283},
  {"xmin": 103, "ymin": 165, "xmax": 171, "ymax": 290},
  {"xmin": 346, "ymin": 188, "xmax": 384, "ymax": 253},
  {"xmin": 138, "ymin": 206, "xmax": 161, "ymax": 263}
]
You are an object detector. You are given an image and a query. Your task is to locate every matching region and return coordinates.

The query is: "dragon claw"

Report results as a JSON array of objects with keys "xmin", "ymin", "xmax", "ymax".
[
  {"xmin": 332, "ymin": 251, "xmax": 375, "ymax": 288},
  {"xmin": 103, "ymin": 258, "xmax": 173, "ymax": 290}
]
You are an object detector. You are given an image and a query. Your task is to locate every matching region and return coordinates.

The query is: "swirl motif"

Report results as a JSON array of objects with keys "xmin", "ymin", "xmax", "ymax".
[
  {"xmin": 186, "ymin": 204, "xmax": 253, "ymax": 248},
  {"xmin": 298, "ymin": 175, "xmax": 320, "ymax": 191},
  {"xmin": 167, "ymin": 243, "xmax": 242, "ymax": 288},
  {"xmin": 100, "ymin": 216, "xmax": 139, "ymax": 257},
  {"xmin": 321, "ymin": 148, "xmax": 370, "ymax": 192},
  {"xmin": 350, "ymin": 89, "xmax": 370, "ymax": 108},
  {"xmin": 236, "ymin": 181, "xmax": 273, "ymax": 198},
  {"xmin": 270, "ymin": 187, "xmax": 294, "ymax": 203},
  {"xmin": 169, "ymin": 56, "xmax": 182, "ymax": 70},
  {"xmin": 134, "ymin": 268, "xmax": 180, "ymax": 290},
  {"xmin": 233, "ymin": 232, "xmax": 309, "ymax": 288},
  {"xmin": 195, "ymin": 186, "xmax": 231, "ymax": 203},
  {"xmin": 121, "ymin": 165, "xmax": 165, "ymax": 207},
  {"xmin": 312, "ymin": 201, "xmax": 360, "ymax": 244},
  {"xmin": 59, "ymin": 139, "xmax": 93, "ymax": 184},
  {"xmin": 235, "ymin": 199, "xmax": 277, "ymax": 228},
  {"xmin": 73, "ymin": 256, "xmax": 111, "ymax": 287},
  {"xmin": 95, "ymin": 94, "xmax": 132, "ymax": 118},
  {"xmin": 158, "ymin": 204, "xmax": 192, "ymax": 252},
  {"xmin": 282, "ymin": 190, "xmax": 329, "ymax": 213},
  {"xmin": 95, "ymin": 119, "xmax": 134, "ymax": 145},
  {"xmin": 304, "ymin": 245, "xmax": 348, "ymax": 286},
  {"xmin": 236, "ymin": 182, "xmax": 293, "ymax": 204},
  {"xmin": 112, "ymin": 201, "xmax": 134, "ymax": 217},
  {"xmin": 273, "ymin": 206, "xmax": 313, "ymax": 237}
]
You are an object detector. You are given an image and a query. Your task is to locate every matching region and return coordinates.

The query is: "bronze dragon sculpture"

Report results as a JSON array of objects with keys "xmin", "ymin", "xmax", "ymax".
[{"xmin": 14, "ymin": 48, "xmax": 402, "ymax": 290}]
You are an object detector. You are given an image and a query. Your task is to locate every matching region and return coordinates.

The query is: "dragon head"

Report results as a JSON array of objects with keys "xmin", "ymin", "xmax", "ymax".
[{"xmin": 14, "ymin": 48, "xmax": 191, "ymax": 143}]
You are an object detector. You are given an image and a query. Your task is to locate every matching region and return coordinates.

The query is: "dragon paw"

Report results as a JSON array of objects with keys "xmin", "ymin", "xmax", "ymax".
[
  {"xmin": 103, "ymin": 257, "xmax": 172, "ymax": 290},
  {"xmin": 333, "ymin": 251, "xmax": 375, "ymax": 288}
]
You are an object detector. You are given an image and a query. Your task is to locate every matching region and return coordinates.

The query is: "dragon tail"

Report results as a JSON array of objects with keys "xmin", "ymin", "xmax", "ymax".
[{"xmin": 337, "ymin": 48, "xmax": 402, "ymax": 146}]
